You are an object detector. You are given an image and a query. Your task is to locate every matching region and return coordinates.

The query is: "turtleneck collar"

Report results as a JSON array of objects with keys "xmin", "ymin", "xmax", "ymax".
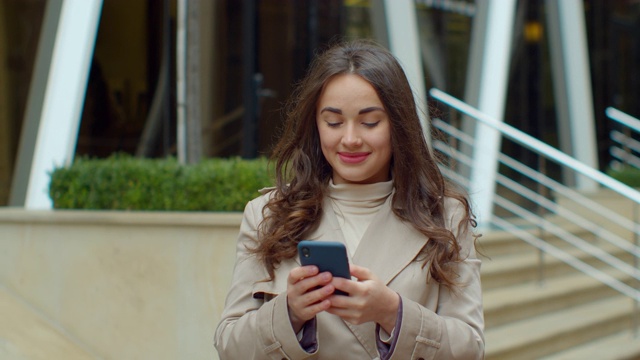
[{"xmin": 327, "ymin": 179, "xmax": 393, "ymax": 202}]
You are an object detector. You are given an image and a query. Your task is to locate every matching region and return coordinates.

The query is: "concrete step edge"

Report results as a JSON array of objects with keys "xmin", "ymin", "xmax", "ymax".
[
  {"xmin": 538, "ymin": 330, "xmax": 640, "ymax": 360},
  {"xmin": 485, "ymin": 296, "xmax": 634, "ymax": 359},
  {"xmin": 483, "ymin": 269, "xmax": 632, "ymax": 328},
  {"xmin": 484, "ymin": 268, "xmax": 630, "ymax": 311},
  {"xmin": 481, "ymin": 241, "xmax": 630, "ymax": 276}
]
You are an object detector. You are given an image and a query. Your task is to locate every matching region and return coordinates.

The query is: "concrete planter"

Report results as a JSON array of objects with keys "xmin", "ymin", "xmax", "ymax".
[{"xmin": 0, "ymin": 208, "xmax": 242, "ymax": 359}]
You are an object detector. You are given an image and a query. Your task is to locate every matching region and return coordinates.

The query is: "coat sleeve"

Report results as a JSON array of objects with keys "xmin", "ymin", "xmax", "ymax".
[
  {"xmin": 389, "ymin": 200, "xmax": 485, "ymax": 360},
  {"xmin": 214, "ymin": 197, "xmax": 318, "ymax": 360}
]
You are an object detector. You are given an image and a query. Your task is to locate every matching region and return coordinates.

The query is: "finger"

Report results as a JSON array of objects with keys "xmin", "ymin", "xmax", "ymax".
[
  {"xmin": 289, "ymin": 285, "xmax": 335, "ymax": 320},
  {"xmin": 289, "ymin": 272, "xmax": 334, "ymax": 306},
  {"xmin": 349, "ymin": 264, "xmax": 375, "ymax": 281},
  {"xmin": 331, "ymin": 276, "xmax": 357, "ymax": 296},
  {"xmin": 297, "ymin": 272, "xmax": 333, "ymax": 294},
  {"xmin": 325, "ymin": 307, "xmax": 363, "ymax": 325},
  {"xmin": 325, "ymin": 306, "xmax": 349, "ymax": 317},
  {"xmin": 304, "ymin": 283, "xmax": 336, "ymax": 304},
  {"xmin": 288, "ymin": 265, "xmax": 319, "ymax": 285},
  {"xmin": 299, "ymin": 298, "xmax": 332, "ymax": 319},
  {"xmin": 326, "ymin": 291, "xmax": 352, "ymax": 308}
]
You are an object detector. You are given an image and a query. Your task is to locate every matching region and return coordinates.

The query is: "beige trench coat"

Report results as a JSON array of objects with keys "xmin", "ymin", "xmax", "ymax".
[{"xmin": 214, "ymin": 190, "xmax": 484, "ymax": 360}]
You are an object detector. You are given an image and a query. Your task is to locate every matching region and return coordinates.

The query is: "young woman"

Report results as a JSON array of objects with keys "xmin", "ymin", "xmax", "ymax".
[{"xmin": 214, "ymin": 39, "xmax": 484, "ymax": 360}]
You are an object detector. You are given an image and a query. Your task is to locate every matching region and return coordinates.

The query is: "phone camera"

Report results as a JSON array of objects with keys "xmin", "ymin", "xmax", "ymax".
[{"xmin": 301, "ymin": 247, "xmax": 310, "ymax": 258}]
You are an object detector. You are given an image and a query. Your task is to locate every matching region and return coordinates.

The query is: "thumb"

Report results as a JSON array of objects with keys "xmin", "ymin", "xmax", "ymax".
[{"xmin": 349, "ymin": 264, "xmax": 376, "ymax": 281}]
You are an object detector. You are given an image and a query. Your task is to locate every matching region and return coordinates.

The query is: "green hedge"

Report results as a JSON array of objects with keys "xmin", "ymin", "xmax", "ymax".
[
  {"xmin": 49, "ymin": 155, "xmax": 273, "ymax": 211},
  {"xmin": 607, "ymin": 166, "xmax": 640, "ymax": 188}
]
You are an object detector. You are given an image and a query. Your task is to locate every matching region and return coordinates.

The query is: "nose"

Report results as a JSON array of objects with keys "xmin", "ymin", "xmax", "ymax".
[{"xmin": 341, "ymin": 123, "xmax": 363, "ymax": 148}]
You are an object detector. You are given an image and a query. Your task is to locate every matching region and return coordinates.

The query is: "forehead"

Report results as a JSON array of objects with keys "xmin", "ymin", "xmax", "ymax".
[{"xmin": 317, "ymin": 74, "xmax": 383, "ymax": 108}]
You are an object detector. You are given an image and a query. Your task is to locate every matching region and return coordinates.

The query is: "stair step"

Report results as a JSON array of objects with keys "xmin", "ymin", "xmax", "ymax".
[
  {"xmin": 539, "ymin": 330, "xmax": 640, "ymax": 360},
  {"xmin": 483, "ymin": 268, "xmax": 631, "ymax": 328},
  {"xmin": 479, "ymin": 221, "xmax": 597, "ymax": 257},
  {"xmin": 485, "ymin": 296, "xmax": 634, "ymax": 360},
  {"xmin": 481, "ymin": 241, "xmax": 632, "ymax": 290},
  {"xmin": 479, "ymin": 189, "xmax": 640, "ymax": 359}
]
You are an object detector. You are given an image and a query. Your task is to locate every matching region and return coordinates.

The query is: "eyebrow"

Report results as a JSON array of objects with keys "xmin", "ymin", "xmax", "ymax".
[
  {"xmin": 319, "ymin": 106, "xmax": 385, "ymax": 115},
  {"xmin": 358, "ymin": 106, "xmax": 385, "ymax": 114},
  {"xmin": 319, "ymin": 107, "xmax": 342, "ymax": 115}
]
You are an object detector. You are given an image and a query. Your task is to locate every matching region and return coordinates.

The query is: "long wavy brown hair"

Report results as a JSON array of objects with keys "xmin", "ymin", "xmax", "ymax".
[{"xmin": 251, "ymin": 39, "xmax": 476, "ymax": 287}]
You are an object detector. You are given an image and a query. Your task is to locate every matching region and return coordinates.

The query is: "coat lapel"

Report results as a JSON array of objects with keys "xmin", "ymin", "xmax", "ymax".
[
  {"xmin": 309, "ymin": 194, "xmax": 429, "ymax": 284},
  {"xmin": 301, "ymin": 197, "xmax": 347, "ymax": 245},
  {"xmin": 304, "ymin": 198, "xmax": 383, "ymax": 358},
  {"xmin": 352, "ymin": 196, "xmax": 429, "ymax": 285},
  {"xmin": 311, "ymin": 195, "xmax": 428, "ymax": 358}
]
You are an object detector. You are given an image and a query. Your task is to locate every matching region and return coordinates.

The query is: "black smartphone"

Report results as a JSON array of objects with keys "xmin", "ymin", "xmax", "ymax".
[{"xmin": 297, "ymin": 240, "xmax": 350, "ymax": 295}]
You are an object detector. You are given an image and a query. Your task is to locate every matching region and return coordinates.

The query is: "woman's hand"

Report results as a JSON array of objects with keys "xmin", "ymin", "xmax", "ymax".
[
  {"xmin": 286, "ymin": 265, "xmax": 335, "ymax": 333},
  {"xmin": 326, "ymin": 264, "xmax": 400, "ymax": 334}
]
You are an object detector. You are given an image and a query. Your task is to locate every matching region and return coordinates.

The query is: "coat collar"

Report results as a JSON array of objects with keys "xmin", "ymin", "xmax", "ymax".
[
  {"xmin": 303, "ymin": 192, "xmax": 428, "ymax": 356},
  {"xmin": 351, "ymin": 194, "xmax": 428, "ymax": 284},
  {"xmin": 305, "ymin": 192, "xmax": 428, "ymax": 284}
]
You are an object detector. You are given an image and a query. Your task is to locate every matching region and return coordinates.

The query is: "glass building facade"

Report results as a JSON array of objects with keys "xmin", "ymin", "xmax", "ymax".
[{"xmin": 1, "ymin": 0, "xmax": 639, "ymax": 206}]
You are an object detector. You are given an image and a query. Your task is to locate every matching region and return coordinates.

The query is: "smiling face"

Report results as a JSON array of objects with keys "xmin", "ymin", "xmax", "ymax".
[{"xmin": 316, "ymin": 74, "xmax": 392, "ymax": 185}]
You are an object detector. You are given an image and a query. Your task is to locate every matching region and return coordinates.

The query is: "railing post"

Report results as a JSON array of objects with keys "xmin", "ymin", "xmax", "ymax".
[
  {"xmin": 537, "ymin": 226, "xmax": 545, "ymax": 286},
  {"xmin": 536, "ymin": 156, "xmax": 548, "ymax": 286},
  {"xmin": 623, "ymin": 127, "xmax": 634, "ymax": 168},
  {"xmin": 634, "ymin": 200, "xmax": 639, "ymax": 337}
]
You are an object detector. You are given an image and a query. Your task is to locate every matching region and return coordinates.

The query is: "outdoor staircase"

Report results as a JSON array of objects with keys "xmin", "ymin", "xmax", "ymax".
[
  {"xmin": 481, "ymin": 220, "xmax": 640, "ymax": 359},
  {"xmin": 429, "ymin": 89, "xmax": 640, "ymax": 358}
]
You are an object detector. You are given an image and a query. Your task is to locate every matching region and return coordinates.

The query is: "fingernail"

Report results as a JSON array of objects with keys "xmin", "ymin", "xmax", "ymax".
[{"xmin": 326, "ymin": 287, "xmax": 334, "ymax": 295}]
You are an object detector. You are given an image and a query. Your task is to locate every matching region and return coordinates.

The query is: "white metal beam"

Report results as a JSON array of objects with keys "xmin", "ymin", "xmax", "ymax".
[
  {"xmin": 177, "ymin": 0, "xmax": 203, "ymax": 164},
  {"xmin": 10, "ymin": 0, "xmax": 103, "ymax": 209},
  {"xmin": 468, "ymin": 0, "xmax": 517, "ymax": 227},
  {"xmin": 546, "ymin": 0, "xmax": 599, "ymax": 191},
  {"xmin": 371, "ymin": 0, "xmax": 429, "ymax": 140}
]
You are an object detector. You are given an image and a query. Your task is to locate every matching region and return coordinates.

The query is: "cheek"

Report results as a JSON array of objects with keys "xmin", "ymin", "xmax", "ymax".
[
  {"xmin": 316, "ymin": 131, "xmax": 333, "ymax": 162},
  {"xmin": 371, "ymin": 129, "xmax": 392, "ymax": 152},
  {"xmin": 318, "ymin": 129, "xmax": 339, "ymax": 149}
]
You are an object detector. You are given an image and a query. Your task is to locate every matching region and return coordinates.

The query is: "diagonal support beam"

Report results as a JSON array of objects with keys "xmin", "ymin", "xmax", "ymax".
[
  {"xmin": 10, "ymin": 0, "xmax": 103, "ymax": 209},
  {"xmin": 466, "ymin": 0, "xmax": 517, "ymax": 227},
  {"xmin": 546, "ymin": 0, "xmax": 599, "ymax": 191},
  {"xmin": 370, "ymin": 0, "xmax": 429, "ymax": 140}
]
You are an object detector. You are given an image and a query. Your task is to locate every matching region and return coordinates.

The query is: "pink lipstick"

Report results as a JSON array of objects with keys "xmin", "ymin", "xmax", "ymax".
[{"xmin": 338, "ymin": 152, "xmax": 369, "ymax": 164}]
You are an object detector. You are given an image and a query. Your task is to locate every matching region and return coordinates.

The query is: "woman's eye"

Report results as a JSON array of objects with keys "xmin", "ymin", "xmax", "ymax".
[
  {"xmin": 325, "ymin": 120, "xmax": 342, "ymax": 127},
  {"xmin": 363, "ymin": 121, "xmax": 380, "ymax": 128}
]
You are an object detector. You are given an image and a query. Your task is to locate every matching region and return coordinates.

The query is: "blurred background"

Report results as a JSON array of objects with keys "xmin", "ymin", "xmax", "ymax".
[
  {"xmin": 1, "ymin": 0, "xmax": 639, "ymax": 207},
  {"xmin": 2, "ymin": 1, "xmax": 640, "ymax": 359}
]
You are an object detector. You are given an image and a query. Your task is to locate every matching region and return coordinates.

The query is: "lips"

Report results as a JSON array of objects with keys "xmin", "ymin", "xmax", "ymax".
[{"xmin": 338, "ymin": 152, "xmax": 370, "ymax": 164}]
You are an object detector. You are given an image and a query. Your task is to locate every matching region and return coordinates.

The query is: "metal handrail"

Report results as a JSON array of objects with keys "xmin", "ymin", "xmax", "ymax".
[
  {"xmin": 611, "ymin": 131, "xmax": 640, "ymax": 154},
  {"xmin": 611, "ymin": 147, "xmax": 640, "ymax": 169},
  {"xmin": 429, "ymin": 89, "xmax": 640, "ymax": 333},
  {"xmin": 432, "ymin": 118, "xmax": 640, "ymax": 242},
  {"xmin": 605, "ymin": 107, "xmax": 640, "ymax": 336},
  {"xmin": 606, "ymin": 107, "xmax": 640, "ymax": 170},
  {"xmin": 438, "ymin": 162, "xmax": 640, "ymax": 301},
  {"xmin": 430, "ymin": 88, "xmax": 640, "ymax": 204},
  {"xmin": 606, "ymin": 107, "xmax": 640, "ymax": 132},
  {"xmin": 434, "ymin": 137, "xmax": 640, "ymax": 278}
]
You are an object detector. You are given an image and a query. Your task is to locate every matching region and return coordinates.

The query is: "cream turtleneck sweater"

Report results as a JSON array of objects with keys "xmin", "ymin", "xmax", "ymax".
[{"xmin": 327, "ymin": 179, "xmax": 393, "ymax": 256}]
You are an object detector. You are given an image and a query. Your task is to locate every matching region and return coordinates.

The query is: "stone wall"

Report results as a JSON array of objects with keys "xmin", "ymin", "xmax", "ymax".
[{"xmin": 0, "ymin": 208, "xmax": 242, "ymax": 359}]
